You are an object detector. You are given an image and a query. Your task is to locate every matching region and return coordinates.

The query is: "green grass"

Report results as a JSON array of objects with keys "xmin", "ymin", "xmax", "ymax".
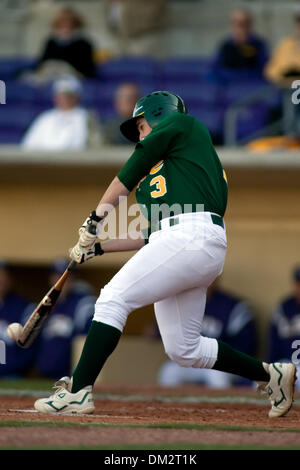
[
  {"xmin": 1, "ymin": 420, "xmax": 300, "ymax": 434},
  {"xmin": 0, "ymin": 443, "xmax": 299, "ymax": 450}
]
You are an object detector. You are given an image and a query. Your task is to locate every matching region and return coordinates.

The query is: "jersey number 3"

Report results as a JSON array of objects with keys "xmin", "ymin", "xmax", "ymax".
[{"xmin": 150, "ymin": 175, "xmax": 167, "ymax": 198}]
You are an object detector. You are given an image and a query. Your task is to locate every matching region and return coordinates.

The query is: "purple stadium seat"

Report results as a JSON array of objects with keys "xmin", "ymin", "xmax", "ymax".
[
  {"xmin": 224, "ymin": 81, "xmax": 282, "ymax": 112},
  {"xmin": 0, "ymin": 104, "xmax": 41, "ymax": 143},
  {"xmin": 0, "ymin": 129, "xmax": 24, "ymax": 144},
  {"xmin": 5, "ymin": 81, "xmax": 36, "ymax": 104},
  {"xmin": 160, "ymin": 58, "xmax": 212, "ymax": 82},
  {"xmin": 161, "ymin": 80, "xmax": 223, "ymax": 106},
  {"xmin": 0, "ymin": 57, "xmax": 35, "ymax": 80},
  {"xmin": 213, "ymin": 67, "xmax": 265, "ymax": 84},
  {"xmin": 236, "ymin": 103, "xmax": 270, "ymax": 141},
  {"xmin": 98, "ymin": 57, "xmax": 158, "ymax": 82},
  {"xmin": 188, "ymin": 104, "xmax": 224, "ymax": 137}
]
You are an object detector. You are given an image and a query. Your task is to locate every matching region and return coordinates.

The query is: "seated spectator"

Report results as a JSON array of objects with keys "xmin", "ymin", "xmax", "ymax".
[
  {"xmin": 22, "ymin": 75, "xmax": 103, "ymax": 151},
  {"xmin": 35, "ymin": 259, "xmax": 96, "ymax": 379},
  {"xmin": 264, "ymin": 12, "xmax": 300, "ymax": 86},
  {"xmin": 158, "ymin": 279, "xmax": 257, "ymax": 387},
  {"xmin": 103, "ymin": 82, "xmax": 141, "ymax": 145},
  {"xmin": 23, "ymin": 7, "xmax": 96, "ymax": 84},
  {"xmin": 212, "ymin": 8, "xmax": 268, "ymax": 80},
  {"xmin": 0, "ymin": 260, "xmax": 35, "ymax": 378},
  {"xmin": 268, "ymin": 266, "xmax": 300, "ymax": 389}
]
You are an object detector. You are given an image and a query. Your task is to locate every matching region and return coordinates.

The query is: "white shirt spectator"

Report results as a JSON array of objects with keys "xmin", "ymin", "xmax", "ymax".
[{"xmin": 22, "ymin": 106, "xmax": 99, "ymax": 151}]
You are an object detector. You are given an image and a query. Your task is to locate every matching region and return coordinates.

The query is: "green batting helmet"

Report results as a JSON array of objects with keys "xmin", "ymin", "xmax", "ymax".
[{"xmin": 120, "ymin": 91, "xmax": 188, "ymax": 143}]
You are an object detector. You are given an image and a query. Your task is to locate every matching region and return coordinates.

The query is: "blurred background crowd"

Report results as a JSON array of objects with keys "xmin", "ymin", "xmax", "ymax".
[
  {"xmin": 1, "ymin": 0, "xmax": 300, "ymax": 148},
  {"xmin": 0, "ymin": 0, "xmax": 300, "ymax": 389}
]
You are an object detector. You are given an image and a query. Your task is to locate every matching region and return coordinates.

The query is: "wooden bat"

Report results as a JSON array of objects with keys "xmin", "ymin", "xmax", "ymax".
[{"xmin": 17, "ymin": 260, "xmax": 77, "ymax": 348}]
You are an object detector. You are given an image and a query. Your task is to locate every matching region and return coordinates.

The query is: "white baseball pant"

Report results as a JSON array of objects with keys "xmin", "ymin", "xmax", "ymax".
[{"xmin": 94, "ymin": 212, "xmax": 227, "ymax": 369}]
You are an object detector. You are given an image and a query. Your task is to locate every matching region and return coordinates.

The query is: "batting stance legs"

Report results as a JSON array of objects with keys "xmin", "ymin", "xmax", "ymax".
[
  {"xmin": 93, "ymin": 214, "xmax": 226, "ymax": 370},
  {"xmin": 34, "ymin": 213, "xmax": 297, "ymax": 419}
]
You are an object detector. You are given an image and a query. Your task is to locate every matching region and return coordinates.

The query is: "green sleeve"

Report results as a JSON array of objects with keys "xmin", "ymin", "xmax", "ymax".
[{"xmin": 117, "ymin": 114, "xmax": 183, "ymax": 191}]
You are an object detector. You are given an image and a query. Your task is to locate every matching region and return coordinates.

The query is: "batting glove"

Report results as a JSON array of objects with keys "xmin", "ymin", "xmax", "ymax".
[
  {"xmin": 78, "ymin": 210, "xmax": 103, "ymax": 250},
  {"xmin": 69, "ymin": 241, "xmax": 104, "ymax": 264}
]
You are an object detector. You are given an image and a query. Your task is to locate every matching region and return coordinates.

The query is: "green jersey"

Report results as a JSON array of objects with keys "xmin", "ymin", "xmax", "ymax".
[{"xmin": 118, "ymin": 113, "xmax": 228, "ymax": 230}]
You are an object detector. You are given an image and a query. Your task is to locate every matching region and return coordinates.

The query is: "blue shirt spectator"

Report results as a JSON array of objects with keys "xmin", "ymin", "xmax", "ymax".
[
  {"xmin": 0, "ymin": 261, "xmax": 36, "ymax": 377},
  {"xmin": 202, "ymin": 288, "xmax": 256, "ymax": 357},
  {"xmin": 35, "ymin": 259, "xmax": 96, "ymax": 379},
  {"xmin": 211, "ymin": 8, "xmax": 269, "ymax": 80}
]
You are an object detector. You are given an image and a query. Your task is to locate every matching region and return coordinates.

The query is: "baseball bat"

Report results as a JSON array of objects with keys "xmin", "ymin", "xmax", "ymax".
[{"xmin": 17, "ymin": 260, "xmax": 77, "ymax": 348}]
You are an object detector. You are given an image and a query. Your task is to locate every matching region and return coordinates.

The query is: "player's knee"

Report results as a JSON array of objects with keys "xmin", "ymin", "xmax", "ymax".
[
  {"xmin": 164, "ymin": 344, "xmax": 197, "ymax": 368},
  {"xmin": 164, "ymin": 335, "xmax": 217, "ymax": 369},
  {"xmin": 93, "ymin": 285, "xmax": 132, "ymax": 332}
]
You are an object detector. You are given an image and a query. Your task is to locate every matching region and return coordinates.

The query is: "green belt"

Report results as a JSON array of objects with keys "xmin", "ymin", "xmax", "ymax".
[{"xmin": 159, "ymin": 214, "xmax": 224, "ymax": 230}]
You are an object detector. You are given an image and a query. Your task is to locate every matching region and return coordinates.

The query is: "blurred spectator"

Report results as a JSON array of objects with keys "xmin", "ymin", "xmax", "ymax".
[
  {"xmin": 105, "ymin": 0, "xmax": 167, "ymax": 38},
  {"xmin": 264, "ymin": 12, "xmax": 300, "ymax": 86},
  {"xmin": 0, "ymin": 260, "xmax": 35, "ymax": 378},
  {"xmin": 212, "ymin": 8, "xmax": 268, "ymax": 79},
  {"xmin": 23, "ymin": 7, "xmax": 96, "ymax": 84},
  {"xmin": 22, "ymin": 75, "xmax": 103, "ymax": 151},
  {"xmin": 158, "ymin": 280, "xmax": 257, "ymax": 387},
  {"xmin": 103, "ymin": 82, "xmax": 141, "ymax": 145},
  {"xmin": 268, "ymin": 266, "xmax": 300, "ymax": 389},
  {"xmin": 35, "ymin": 259, "xmax": 96, "ymax": 379}
]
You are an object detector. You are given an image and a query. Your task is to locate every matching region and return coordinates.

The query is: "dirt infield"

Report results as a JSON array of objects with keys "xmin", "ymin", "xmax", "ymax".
[{"xmin": 0, "ymin": 386, "xmax": 300, "ymax": 449}]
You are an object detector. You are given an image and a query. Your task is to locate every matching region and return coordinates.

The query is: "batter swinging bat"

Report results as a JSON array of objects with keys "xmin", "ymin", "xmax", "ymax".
[{"xmin": 17, "ymin": 260, "xmax": 77, "ymax": 349}]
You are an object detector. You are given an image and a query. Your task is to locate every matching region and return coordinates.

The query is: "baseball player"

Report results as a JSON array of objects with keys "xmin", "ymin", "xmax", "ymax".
[{"xmin": 35, "ymin": 91, "xmax": 296, "ymax": 418}]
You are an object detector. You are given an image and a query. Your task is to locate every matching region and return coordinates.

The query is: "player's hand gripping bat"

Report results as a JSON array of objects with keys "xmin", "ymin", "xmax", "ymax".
[
  {"xmin": 16, "ymin": 213, "xmax": 103, "ymax": 348},
  {"xmin": 17, "ymin": 260, "xmax": 77, "ymax": 348}
]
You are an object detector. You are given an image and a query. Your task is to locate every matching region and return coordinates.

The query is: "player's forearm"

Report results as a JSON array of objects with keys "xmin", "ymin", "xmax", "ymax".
[
  {"xmin": 101, "ymin": 234, "xmax": 146, "ymax": 253},
  {"xmin": 95, "ymin": 176, "xmax": 130, "ymax": 218}
]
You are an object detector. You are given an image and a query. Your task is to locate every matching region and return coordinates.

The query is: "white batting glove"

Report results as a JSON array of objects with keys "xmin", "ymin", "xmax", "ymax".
[
  {"xmin": 69, "ymin": 241, "xmax": 104, "ymax": 264},
  {"xmin": 78, "ymin": 210, "xmax": 103, "ymax": 250}
]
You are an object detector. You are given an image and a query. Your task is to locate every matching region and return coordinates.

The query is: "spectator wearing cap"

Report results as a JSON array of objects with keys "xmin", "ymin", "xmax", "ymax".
[
  {"xmin": 264, "ymin": 12, "xmax": 300, "ymax": 85},
  {"xmin": 103, "ymin": 83, "xmax": 141, "ymax": 145},
  {"xmin": 268, "ymin": 266, "xmax": 300, "ymax": 388},
  {"xmin": 35, "ymin": 259, "xmax": 96, "ymax": 379},
  {"xmin": 21, "ymin": 75, "xmax": 104, "ymax": 151},
  {"xmin": 0, "ymin": 261, "xmax": 35, "ymax": 378},
  {"xmin": 211, "ymin": 8, "xmax": 269, "ymax": 80}
]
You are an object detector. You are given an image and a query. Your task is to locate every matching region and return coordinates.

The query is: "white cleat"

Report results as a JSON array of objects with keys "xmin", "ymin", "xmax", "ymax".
[
  {"xmin": 34, "ymin": 376, "xmax": 95, "ymax": 415},
  {"xmin": 257, "ymin": 363, "xmax": 297, "ymax": 418}
]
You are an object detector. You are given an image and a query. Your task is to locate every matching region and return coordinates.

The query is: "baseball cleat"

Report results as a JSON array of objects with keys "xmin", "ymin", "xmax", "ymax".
[
  {"xmin": 34, "ymin": 376, "xmax": 95, "ymax": 415},
  {"xmin": 257, "ymin": 362, "xmax": 297, "ymax": 418}
]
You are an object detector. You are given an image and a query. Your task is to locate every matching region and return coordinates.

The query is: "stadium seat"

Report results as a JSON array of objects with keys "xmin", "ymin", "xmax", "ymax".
[
  {"xmin": 4, "ymin": 81, "xmax": 36, "ymax": 104},
  {"xmin": 236, "ymin": 103, "xmax": 270, "ymax": 141},
  {"xmin": 225, "ymin": 80, "xmax": 271, "ymax": 105},
  {"xmin": 188, "ymin": 104, "xmax": 224, "ymax": 138},
  {"xmin": 0, "ymin": 104, "xmax": 40, "ymax": 144},
  {"xmin": 98, "ymin": 57, "xmax": 158, "ymax": 82},
  {"xmin": 160, "ymin": 58, "xmax": 213, "ymax": 82},
  {"xmin": 0, "ymin": 128, "xmax": 25, "ymax": 144},
  {"xmin": 0, "ymin": 57, "xmax": 35, "ymax": 80},
  {"xmin": 161, "ymin": 80, "xmax": 223, "ymax": 106}
]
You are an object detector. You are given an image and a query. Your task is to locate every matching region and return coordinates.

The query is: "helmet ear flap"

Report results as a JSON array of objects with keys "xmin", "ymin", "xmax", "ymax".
[{"xmin": 173, "ymin": 94, "xmax": 188, "ymax": 114}]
